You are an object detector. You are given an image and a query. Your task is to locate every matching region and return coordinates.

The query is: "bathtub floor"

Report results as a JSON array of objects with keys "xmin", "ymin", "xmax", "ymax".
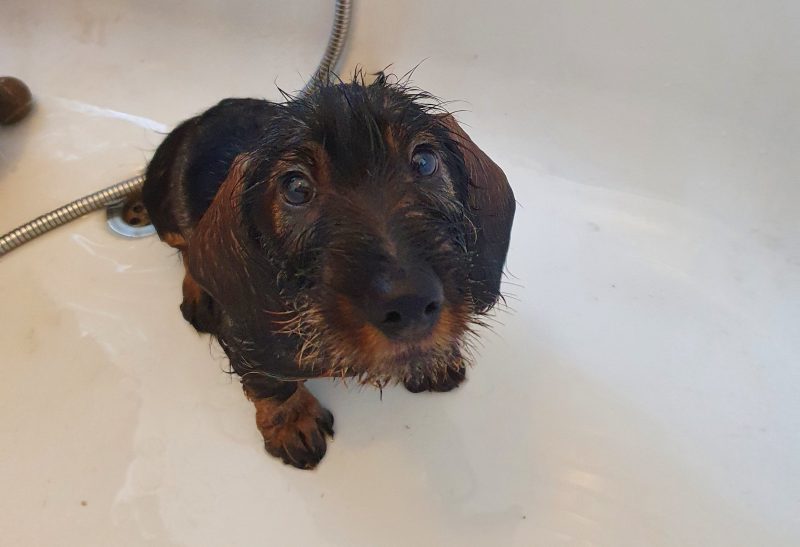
[{"xmin": 1, "ymin": 1, "xmax": 799, "ymax": 546}]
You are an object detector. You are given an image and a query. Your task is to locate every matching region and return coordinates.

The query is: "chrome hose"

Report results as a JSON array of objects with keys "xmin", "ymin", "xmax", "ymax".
[
  {"xmin": 0, "ymin": 175, "xmax": 144, "ymax": 257},
  {"xmin": 0, "ymin": 0, "xmax": 352, "ymax": 258},
  {"xmin": 303, "ymin": 0, "xmax": 353, "ymax": 94}
]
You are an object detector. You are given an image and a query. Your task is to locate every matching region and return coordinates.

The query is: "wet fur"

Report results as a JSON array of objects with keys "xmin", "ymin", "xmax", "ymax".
[{"xmin": 142, "ymin": 73, "xmax": 515, "ymax": 467}]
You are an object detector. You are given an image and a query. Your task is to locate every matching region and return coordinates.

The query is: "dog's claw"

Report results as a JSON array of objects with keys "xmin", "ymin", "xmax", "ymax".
[
  {"xmin": 255, "ymin": 386, "xmax": 334, "ymax": 470},
  {"xmin": 317, "ymin": 408, "xmax": 335, "ymax": 438}
]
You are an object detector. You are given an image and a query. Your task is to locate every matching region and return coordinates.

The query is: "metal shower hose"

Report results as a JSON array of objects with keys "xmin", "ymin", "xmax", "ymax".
[{"xmin": 0, "ymin": 0, "xmax": 352, "ymax": 257}]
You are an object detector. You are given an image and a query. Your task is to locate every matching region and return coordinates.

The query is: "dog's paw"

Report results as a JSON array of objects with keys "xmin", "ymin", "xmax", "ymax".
[
  {"xmin": 179, "ymin": 290, "xmax": 219, "ymax": 333},
  {"xmin": 404, "ymin": 365, "xmax": 467, "ymax": 393},
  {"xmin": 253, "ymin": 386, "xmax": 334, "ymax": 470}
]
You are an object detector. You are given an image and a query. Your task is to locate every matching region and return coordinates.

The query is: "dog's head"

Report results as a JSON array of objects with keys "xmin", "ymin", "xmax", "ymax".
[{"xmin": 188, "ymin": 75, "xmax": 515, "ymax": 386}]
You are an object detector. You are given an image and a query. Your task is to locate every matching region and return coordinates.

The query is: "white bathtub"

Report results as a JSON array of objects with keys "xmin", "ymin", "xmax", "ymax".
[{"xmin": 1, "ymin": 1, "xmax": 798, "ymax": 545}]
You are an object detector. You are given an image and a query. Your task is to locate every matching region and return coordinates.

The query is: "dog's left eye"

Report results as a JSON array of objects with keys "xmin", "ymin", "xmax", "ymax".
[
  {"xmin": 281, "ymin": 173, "xmax": 314, "ymax": 206},
  {"xmin": 411, "ymin": 149, "xmax": 438, "ymax": 177}
]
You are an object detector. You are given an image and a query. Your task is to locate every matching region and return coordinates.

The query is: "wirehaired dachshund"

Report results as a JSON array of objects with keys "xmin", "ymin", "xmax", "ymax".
[{"xmin": 142, "ymin": 73, "xmax": 515, "ymax": 469}]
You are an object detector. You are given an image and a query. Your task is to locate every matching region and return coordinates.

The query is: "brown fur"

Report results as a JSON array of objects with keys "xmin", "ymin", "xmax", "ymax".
[
  {"xmin": 142, "ymin": 77, "xmax": 515, "ymax": 469},
  {"xmin": 246, "ymin": 383, "xmax": 334, "ymax": 469}
]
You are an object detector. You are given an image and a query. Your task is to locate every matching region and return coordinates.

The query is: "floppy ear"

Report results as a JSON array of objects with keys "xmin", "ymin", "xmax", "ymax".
[
  {"xmin": 438, "ymin": 114, "xmax": 516, "ymax": 312},
  {"xmin": 185, "ymin": 155, "xmax": 321, "ymax": 380},
  {"xmin": 185, "ymin": 155, "xmax": 267, "ymax": 311}
]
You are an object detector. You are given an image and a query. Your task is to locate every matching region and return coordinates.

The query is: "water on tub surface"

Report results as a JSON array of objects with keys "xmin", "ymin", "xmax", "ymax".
[
  {"xmin": 1, "ymin": 1, "xmax": 799, "ymax": 545},
  {"xmin": 1, "ymin": 97, "xmax": 797, "ymax": 546}
]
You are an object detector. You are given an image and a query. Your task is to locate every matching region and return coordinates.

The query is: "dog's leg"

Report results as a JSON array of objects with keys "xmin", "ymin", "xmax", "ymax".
[
  {"xmin": 403, "ymin": 364, "xmax": 467, "ymax": 393},
  {"xmin": 158, "ymin": 232, "xmax": 221, "ymax": 334},
  {"xmin": 180, "ymin": 272, "xmax": 220, "ymax": 334},
  {"xmin": 243, "ymin": 376, "xmax": 334, "ymax": 469}
]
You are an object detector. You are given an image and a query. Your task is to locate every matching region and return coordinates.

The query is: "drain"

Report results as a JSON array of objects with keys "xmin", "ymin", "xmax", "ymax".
[{"xmin": 106, "ymin": 194, "xmax": 156, "ymax": 238}]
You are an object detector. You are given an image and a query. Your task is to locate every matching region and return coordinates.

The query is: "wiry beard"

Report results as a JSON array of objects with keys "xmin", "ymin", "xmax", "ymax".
[
  {"xmin": 270, "ymin": 291, "xmax": 480, "ymax": 388},
  {"xmin": 229, "ymin": 175, "xmax": 489, "ymax": 387}
]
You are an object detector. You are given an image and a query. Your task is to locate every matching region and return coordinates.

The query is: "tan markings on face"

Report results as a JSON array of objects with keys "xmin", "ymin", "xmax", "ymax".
[
  {"xmin": 268, "ymin": 144, "xmax": 331, "ymax": 241},
  {"xmin": 330, "ymin": 294, "xmax": 396, "ymax": 360},
  {"xmin": 437, "ymin": 168, "xmax": 457, "ymax": 198},
  {"xmin": 333, "ymin": 295, "xmax": 466, "ymax": 364},
  {"xmin": 429, "ymin": 306, "xmax": 463, "ymax": 351},
  {"xmin": 308, "ymin": 143, "xmax": 332, "ymax": 190},
  {"xmin": 270, "ymin": 190, "xmax": 289, "ymax": 238},
  {"xmin": 383, "ymin": 125, "xmax": 401, "ymax": 155}
]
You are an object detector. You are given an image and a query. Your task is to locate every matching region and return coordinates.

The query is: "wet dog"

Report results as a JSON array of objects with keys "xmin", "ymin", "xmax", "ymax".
[{"xmin": 142, "ymin": 74, "xmax": 515, "ymax": 469}]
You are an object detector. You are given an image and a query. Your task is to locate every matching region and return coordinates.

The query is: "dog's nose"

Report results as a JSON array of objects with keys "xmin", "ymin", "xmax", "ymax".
[{"xmin": 365, "ymin": 267, "xmax": 444, "ymax": 340}]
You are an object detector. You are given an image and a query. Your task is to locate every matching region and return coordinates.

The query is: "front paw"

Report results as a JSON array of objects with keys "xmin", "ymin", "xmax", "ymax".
[
  {"xmin": 252, "ymin": 385, "xmax": 334, "ymax": 469},
  {"xmin": 404, "ymin": 365, "xmax": 467, "ymax": 393}
]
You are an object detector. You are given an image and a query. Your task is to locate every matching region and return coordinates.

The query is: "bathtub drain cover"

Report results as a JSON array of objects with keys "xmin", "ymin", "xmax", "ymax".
[{"xmin": 106, "ymin": 195, "xmax": 156, "ymax": 238}]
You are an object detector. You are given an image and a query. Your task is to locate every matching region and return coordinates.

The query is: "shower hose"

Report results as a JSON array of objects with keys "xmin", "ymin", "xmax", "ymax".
[{"xmin": 0, "ymin": 0, "xmax": 352, "ymax": 258}]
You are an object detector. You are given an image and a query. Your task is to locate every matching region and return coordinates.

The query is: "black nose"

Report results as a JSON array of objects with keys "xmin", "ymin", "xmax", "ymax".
[{"xmin": 365, "ymin": 267, "xmax": 444, "ymax": 340}]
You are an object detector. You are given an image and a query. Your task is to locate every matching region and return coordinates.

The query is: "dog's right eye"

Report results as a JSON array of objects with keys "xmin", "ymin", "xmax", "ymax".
[
  {"xmin": 281, "ymin": 173, "xmax": 315, "ymax": 206},
  {"xmin": 411, "ymin": 147, "xmax": 438, "ymax": 177}
]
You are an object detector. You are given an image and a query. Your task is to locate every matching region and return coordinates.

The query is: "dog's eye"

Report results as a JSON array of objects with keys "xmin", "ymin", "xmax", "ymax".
[
  {"xmin": 411, "ymin": 148, "xmax": 438, "ymax": 177},
  {"xmin": 281, "ymin": 173, "xmax": 314, "ymax": 206}
]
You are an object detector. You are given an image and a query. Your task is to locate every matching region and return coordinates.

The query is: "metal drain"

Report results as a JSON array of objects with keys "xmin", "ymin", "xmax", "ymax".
[{"xmin": 106, "ymin": 194, "xmax": 156, "ymax": 238}]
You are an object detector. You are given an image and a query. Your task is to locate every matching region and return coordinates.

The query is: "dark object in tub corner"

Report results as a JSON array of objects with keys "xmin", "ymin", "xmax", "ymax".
[
  {"xmin": 141, "ymin": 71, "xmax": 515, "ymax": 469},
  {"xmin": 0, "ymin": 77, "xmax": 33, "ymax": 125}
]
